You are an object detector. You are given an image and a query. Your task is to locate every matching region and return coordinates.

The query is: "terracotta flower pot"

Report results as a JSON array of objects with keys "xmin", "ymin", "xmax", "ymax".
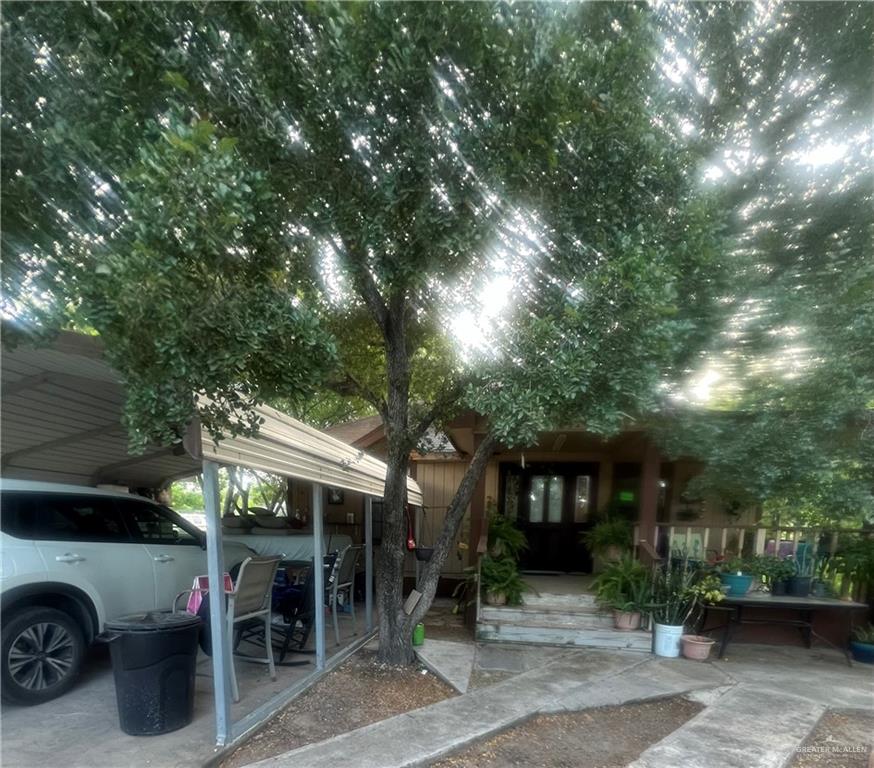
[
  {"xmin": 613, "ymin": 609, "xmax": 642, "ymax": 631},
  {"xmin": 681, "ymin": 634, "xmax": 715, "ymax": 661}
]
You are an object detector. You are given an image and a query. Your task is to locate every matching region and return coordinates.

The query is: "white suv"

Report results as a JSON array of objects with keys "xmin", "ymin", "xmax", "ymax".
[{"xmin": 0, "ymin": 480, "xmax": 254, "ymax": 705}]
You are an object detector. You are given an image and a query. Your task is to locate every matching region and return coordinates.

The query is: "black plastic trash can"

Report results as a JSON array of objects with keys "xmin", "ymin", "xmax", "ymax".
[{"xmin": 104, "ymin": 611, "xmax": 202, "ymax": 736}]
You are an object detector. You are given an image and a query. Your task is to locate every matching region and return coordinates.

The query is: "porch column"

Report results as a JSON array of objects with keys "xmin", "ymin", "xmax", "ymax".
[
  {"xmin": 364, "ymin": 496, "xmax": 374, "ymax": 632},
  {"xmin": 203, "ymin": 460, "xmax": 232, "ymax": 746},
  {"xmin": 311, "ymin": 483, "xmax": 326, "ymax": 671},
  {"xmin": 638, "ymin": 441, "xmax": 660, "ymax": 564},
  {"xmin": 466, "ymin": 434, "xmax": 489, "ymax": 563}
]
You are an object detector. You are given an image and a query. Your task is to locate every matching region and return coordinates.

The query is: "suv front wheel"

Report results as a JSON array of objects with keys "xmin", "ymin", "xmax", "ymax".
[{"xmin": 1, "ymin": 607, "xmax": 86, "ymax": 705}]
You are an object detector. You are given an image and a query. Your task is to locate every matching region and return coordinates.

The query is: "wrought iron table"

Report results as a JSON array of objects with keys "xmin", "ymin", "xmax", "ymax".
[{"xmin": 698, "ymin": 592, "xmax": 868, "ymax": 665}]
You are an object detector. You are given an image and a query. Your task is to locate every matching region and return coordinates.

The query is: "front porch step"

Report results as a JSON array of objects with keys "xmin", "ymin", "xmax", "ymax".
[
  {"xmin": 476, "ymin": 622, "xmax": 653, "ymax": 652},
  {"xmin": 481, "ymin": 606, "xmax": 615, "ymax": 629},
  {"xmin": 521, "ymin": 592, "xmax": 598, "ymax": 611}
]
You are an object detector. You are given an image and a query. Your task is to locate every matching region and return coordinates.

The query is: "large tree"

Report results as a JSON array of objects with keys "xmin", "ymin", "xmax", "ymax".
[
  {"xmin": 650, "ymin": 2, "xmax": 874, "ymax": 524},
  {"xmin": 2, "ymin": 2, "xmax": 727, "ymax": 661}
]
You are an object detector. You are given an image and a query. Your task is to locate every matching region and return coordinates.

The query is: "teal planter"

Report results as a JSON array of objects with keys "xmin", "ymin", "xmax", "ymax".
[
  {"xmin": 720, "ymin": 573, "xmax": 753, "ymax": 596},
  {"xmin": 850, "ymin": 641, "xmax": 874, "ymax": 664}
]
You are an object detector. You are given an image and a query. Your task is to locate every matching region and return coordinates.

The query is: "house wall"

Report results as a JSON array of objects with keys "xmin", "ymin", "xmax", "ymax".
[{"xmin": 413, "ymin": 456, "xmax": 472, "ymax": 576}]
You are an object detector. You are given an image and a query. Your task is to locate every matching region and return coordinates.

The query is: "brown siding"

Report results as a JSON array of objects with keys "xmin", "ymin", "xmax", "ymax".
[{"xmin": 412, "ymin": 458, "xmax": 471, "ymax": 576}]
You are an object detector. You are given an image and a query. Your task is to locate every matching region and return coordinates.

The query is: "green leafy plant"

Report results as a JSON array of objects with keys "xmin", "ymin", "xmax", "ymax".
[
  {"xmin": 593, "ymin": 556, "xmax": 650, "ymax": 612},
  {"xmin": 487, "ymin": 511, "xmax": 528, "ymax": 560},
  {"xmin": 647, "ymin": 562, "xmax": 723, "ymax": 627},
  {"xmin": 756, "ymin": 555, "xmax": 796, "ymax": 583},
  {"xmin": 480, "ymin": 509, "xmax": 530, "ymax": 606},
  {"xmin": 716, "ymin": 555, "xmax": 754, "ymax": 574},
  {"xmin": 583, "ymin": 518, "xmax": 633, "ymax": 557},
  {"xmin": 793, "ymin": 547, "xmax": 816, "ymax": 578},
  {"xmin": 480, "ymin": 556, "xmax": 528, "ymax": 606},
  {"xmin": 851, "ymin": 624, "xmax": 874, "ymax": 644},
  {"xmin": 827, "ymin": 538, "xmax": 874, "ymax": 596}
]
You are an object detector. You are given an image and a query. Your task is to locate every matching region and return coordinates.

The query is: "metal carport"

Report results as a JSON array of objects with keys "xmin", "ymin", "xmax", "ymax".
[{"xmin": 1, "ymin": 331, "xmax": 422, "ymax": 746}]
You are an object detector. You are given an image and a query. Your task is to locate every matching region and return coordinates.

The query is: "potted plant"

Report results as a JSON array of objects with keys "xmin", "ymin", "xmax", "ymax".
[
  {"xmin": 680, "ymin": 575, "xmax": 725, "ymax": 661},
  {"xmin": 583, "ymin": 518, "xmax": 633, "ymax": 565},
  {"xmin": 718, "ymin": 556, "xmax": 755, "ymax": 596},
  {"xmin": 788, "ymin": 547, "xmax": 815, "ymax": 597},
  {"xmin": 648, "ymin": 561, "xmax": 700, "ymax": 657},
  {"xmin": 849, "ymin": 624, "xmax": 874, "ymax": 665},
  {"xmin": 757, "ymin": 555, "xmax": 796, "ymax": 596},
  {"xmin": 480, "ymin": 508, "xmax": 529, "ymax": 606},
  {"xmin": 593, "ymin": 555, "xmax": 650, "ymax": 631},
  {"xmin": 480, "ymin": 556, "xmax": 526, "ymax": 606}
]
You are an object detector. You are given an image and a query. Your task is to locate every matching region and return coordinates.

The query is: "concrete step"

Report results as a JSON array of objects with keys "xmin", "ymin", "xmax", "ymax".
[
  {"xmin": 480, "ymin": 607, "xmax": 615, "ymax": 629},
  {"xmin": 521, "ymin": 592, "xmax": 598, "ymax": 611},
  {"xmin": 476, "ymin": 622, "xmax": 653, "ymax": 652}
]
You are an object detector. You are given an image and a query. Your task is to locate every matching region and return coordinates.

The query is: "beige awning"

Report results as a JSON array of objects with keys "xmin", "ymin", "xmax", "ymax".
[{"xmin": 1, "ymin": 331, "xmax": 423, "ymax": 504}]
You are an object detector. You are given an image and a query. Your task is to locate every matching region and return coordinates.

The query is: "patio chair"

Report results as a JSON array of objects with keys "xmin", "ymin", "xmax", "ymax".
[
  {"xmin": 175, "ymin": 555, "xmax": 281, "ymax": 703},
  {"xmin": 326, "ymin": 545, "xmax": 362, "ymax": 645}
]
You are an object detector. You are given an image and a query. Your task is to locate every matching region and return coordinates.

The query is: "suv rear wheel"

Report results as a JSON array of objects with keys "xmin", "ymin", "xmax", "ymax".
[{"xmin": 1, "ymin": 606, "xmax": 86, "ymax": 705}]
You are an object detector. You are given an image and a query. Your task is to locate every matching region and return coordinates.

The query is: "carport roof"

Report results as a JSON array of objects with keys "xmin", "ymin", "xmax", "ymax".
[{"xmin": 1, "ymin": 331, "xmax": 423, "ymax": 505}]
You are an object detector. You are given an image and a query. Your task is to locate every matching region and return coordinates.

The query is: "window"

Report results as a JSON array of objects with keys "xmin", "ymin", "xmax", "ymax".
[
  {"xmin": 119, "ymin": 499, "xmax": 200, "ymax": 545},
  {"xmin": 574, "ymin": 476, "xmax": 592, "ymax": 523},
  {"xmin": 1, "ymin": 492, "xmax": 129, "ymax": 542},
  {"xmin": 528, "ymin": 476, "xmax": 563, "ymax": 523}
]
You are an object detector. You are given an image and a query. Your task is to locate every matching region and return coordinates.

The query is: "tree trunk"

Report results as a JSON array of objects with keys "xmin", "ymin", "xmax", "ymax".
[
  {"xmin": 371, "ymin": 292, "xmax": 498, "ymax": 664},
  {"xmin": 376, "ymin": 427, "xmax": 496, "ymax": 663}
]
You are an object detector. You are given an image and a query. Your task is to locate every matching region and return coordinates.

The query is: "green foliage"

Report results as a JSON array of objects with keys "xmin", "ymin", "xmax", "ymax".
[
  {"xmin": 480, "ymin": 556, "xmax": 527, "ymax": 607},
  {"xmin": 593, "ymin": 555, "xmax": 650, "ymax": 612},
  {"xmin": 480, "ymin": 509, "xmax": 529, "ymax": 605},
  {"xmin": 2, "ymin": 1, "xmax": 727, "ymax": 453},
  {"xmin": 168, "ymin": 481, "xmax": 204, "ymax": 512},
  {"xmin": 648, "ymin": 561, "xmax": 700, "ymax": 627},
  {"xmin": 828, "ymin": 537, "xmax": 874, "ymax": 592},
  {"xmin": 487, "ymin": 508, "xmax": 528, "ymax": 561},
  {"xmin": 755, "ymin": 555, "xmax": 797, "ymax": 584},
  {"xmin": 584, "ymin": 518, "xmax": 633, "ymax": 557},
  {"xmin": 650, "ymin": 3, "xmax": 874, "ymax": 526},
  {"xmin": 852, "ymin": 624, "xmax": 874, "ymax": 645}
]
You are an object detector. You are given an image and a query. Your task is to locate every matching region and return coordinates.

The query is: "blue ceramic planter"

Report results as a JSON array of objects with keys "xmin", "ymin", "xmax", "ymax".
[
  {"xmin": 850, "ymin": 641, "xmax": 874, "ymax": 664},
  {"xmin": 720, "ymin": 572, "xmax": 753, "ymax": 596}
]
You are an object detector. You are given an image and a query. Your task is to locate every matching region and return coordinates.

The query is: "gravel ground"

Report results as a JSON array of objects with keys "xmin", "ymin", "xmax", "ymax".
[
  {"xmin": 789, "ymin": 711, "xmax": 874, "ymax": 768},
  {"xmin": 220, "ymin": 650, "xmax": 455, "ymax": 768},
  {"xmin": 430, "ymin": 697, "xmax": 704, "ymax": 768}
]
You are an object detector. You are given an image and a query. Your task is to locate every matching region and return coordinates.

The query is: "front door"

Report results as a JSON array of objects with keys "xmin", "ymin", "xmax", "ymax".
[{"xmin": 501, "ymin": 463, "xmax": 598, "ymax": 573}]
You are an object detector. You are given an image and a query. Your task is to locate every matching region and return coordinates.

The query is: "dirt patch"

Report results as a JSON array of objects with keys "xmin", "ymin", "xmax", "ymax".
[
  {"xmin": 221, "ymin": 650, "xmax": 455, "ymax": 768},
  {"xmin": 789, "ymin": 710, "xmax": 874, "ymax": 768},
  {"xmin": 431, "ymin": 696, "xmax": 704, "ymax": 768}
]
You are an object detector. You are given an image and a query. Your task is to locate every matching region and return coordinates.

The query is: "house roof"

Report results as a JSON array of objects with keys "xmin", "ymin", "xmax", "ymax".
[{"xmin": 323, "ymin": 414, "xmax": 384, "ymax": 447}]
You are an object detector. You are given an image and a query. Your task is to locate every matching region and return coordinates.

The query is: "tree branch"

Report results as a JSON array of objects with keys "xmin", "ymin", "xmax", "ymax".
[
  {"xmin": 326, "ymin": 372, "xmax": 388, "ymax": 421},
  {"xmin": 408, "ymin": 430, "xmax": 498, "ymax": 627},
  {"xmin": 410, "ymin": 379, "xmax": 466, "ymax": 444}
]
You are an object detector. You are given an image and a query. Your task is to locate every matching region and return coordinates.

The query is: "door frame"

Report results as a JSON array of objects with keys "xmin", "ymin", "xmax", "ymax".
[{"xmin": 498, "ymin": 461, "xmax": 600, "ymax": 573}]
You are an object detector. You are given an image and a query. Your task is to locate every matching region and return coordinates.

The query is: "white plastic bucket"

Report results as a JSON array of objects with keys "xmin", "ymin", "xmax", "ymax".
[{"xmin": 653, "ymin": 623, "xmax": 684, "ymax": 657}]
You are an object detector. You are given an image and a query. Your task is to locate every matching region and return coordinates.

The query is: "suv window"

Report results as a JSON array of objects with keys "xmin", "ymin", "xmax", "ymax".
[
  {"xmin": 0, "ymin": 492, "xmax": 130, "ymax": 542},
  {"xmin": 118, "ymin": 499, "xmax": 201, "ymax": 546}
]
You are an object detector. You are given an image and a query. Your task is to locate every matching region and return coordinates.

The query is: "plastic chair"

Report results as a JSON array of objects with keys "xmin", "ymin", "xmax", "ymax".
[
  {"xmin": 175, "ymin": 555, "xmax": 280, "ymax": 702},
  {"xmin": 326, "ymin": 545, "xmax": 361, "ymax": 645}
]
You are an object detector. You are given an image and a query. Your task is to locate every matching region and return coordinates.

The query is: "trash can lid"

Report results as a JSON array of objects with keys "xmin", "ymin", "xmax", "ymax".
[{"xmin": 105, "ymin": 611, "xmax": 201, "ymax": 633}]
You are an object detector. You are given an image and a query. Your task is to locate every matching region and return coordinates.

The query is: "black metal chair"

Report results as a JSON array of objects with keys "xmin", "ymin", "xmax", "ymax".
[{"xmin": 237, "ymin": 552, "xmax": 338, "ymax": 665}]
